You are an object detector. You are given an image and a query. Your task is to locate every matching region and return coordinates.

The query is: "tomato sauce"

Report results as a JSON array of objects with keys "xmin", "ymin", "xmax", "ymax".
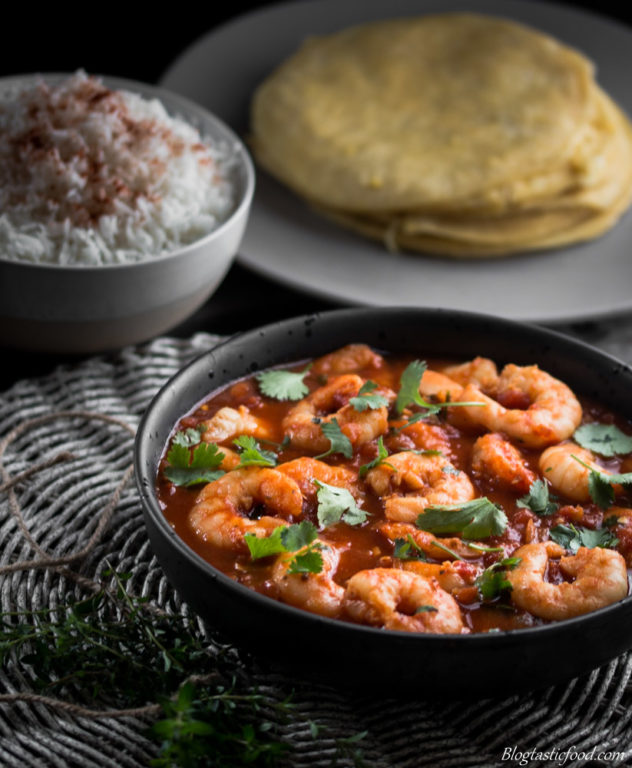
[{"xmin": 156, "ymin": 347, "xmax": 632, "ymax": 634}]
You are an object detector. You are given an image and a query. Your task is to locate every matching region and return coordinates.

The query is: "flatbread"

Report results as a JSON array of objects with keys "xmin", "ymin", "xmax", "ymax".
[
  {"xmin": 252, "ymin": 14, "xmax": 595, "ymax": 211},
  {"xmin": 250, "ymin": 13, "xmax": 632, "ymax": 258}
]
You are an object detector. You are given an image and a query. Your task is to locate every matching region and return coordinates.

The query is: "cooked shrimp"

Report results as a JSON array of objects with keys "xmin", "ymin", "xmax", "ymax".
[
  {"xmin": 277, "ymin": 457, "xmax": 364, "ymax": 502},
  {"xmin": 282, "ymin": 374, "xmax": 393, "ymax": 452},
  {"xmin": 418, "ymin": 370, "xmax": 464, "ymax": 402},
  {"xmin": 402, "ymin": 559, "xmax": 479, "ymax": 593},
  {"xmin": 202, "ymin": 405, "xmax": 273, "ymax": 445},
  {"xmin": 507, "ymin": 541, "xmax": 628, "ymax": 620},
  {"xmin": 272, "ymin": 540, "xmax": 344, "ymax": 618},
  {"xmin": 380, "ymin": 521, "xmax": 483, "ymax": 560},
  {"xmin": 458, "ymin": 364, "xmax": 582, "ymax": 448},
  {"xmin": 443, "ymin": 357, "xmax": 499, "ymax": 391},
  {"xmin": 189, "ymin": 468, "xmax": 303, "ymax": 551},
  {"xmin": 343, "ymin": 568, "xmax": 466, "ymax": 633},
  {"xmin": 311, "ymin": 344, "xmax": 384, "ymax": 376},
  {"xmin": 385, "ymin": 420, "xmax": 453, "ymax": 456},
  {"xmin": 471, "ymin": 433, "xmax": 536, "ymax": 494},
  {"xmin": 539, "ymin": 442, "xmax": 620, "ymax": 502},
  {"xmin": 366, "ymin": 450, "xmax": 475, "ymax": 523}
]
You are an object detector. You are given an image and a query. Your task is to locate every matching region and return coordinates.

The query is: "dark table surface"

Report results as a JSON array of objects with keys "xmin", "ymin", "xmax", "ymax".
[{"xmin": 1, "ymin": 0, "xmax": 631, "ymax": 391}]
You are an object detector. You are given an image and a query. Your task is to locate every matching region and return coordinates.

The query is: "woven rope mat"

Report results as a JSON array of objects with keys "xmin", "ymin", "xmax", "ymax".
[{"xmin": 1, "ymin": 327, "xmax": 632, "ymax": 768}]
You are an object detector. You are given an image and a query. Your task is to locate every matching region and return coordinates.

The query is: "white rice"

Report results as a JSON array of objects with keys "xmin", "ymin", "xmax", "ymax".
[{"xmin": 0, "ymin": 72, "xmax": 236, "ymax": 266}]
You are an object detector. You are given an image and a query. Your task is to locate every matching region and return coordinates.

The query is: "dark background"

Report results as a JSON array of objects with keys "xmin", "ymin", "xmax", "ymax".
[
  {"xmin": 1, "ymin": 1, "xmax": 630, "ymax": 84},
  {"xmin": 1, "ymin": 0, "xmax": 631, "ymax": 387}
]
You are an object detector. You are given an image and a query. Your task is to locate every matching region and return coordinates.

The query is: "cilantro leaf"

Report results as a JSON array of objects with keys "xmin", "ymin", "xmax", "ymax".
[
  {"xmin": 314, "ymin": 480, "xmax": 368, "ymax": 528},
  {"xmin": 314, "ymin": 419, "xmax": 353, "ymax": 459},
  {"xmin": 395, "ymin": 360, "xmax": 428, "ymax": 414},
  {"xmin": 244, "ymin": 526, "xmax": 286, "ymax": 560},
  {"xmin": 233, "ymin": 435, "xmax": 278, "ymax": 468},
  {"xmin": 350, "ymin": 381, "xmax": 390, "ymax": 412},
  {"xmin": 172, "ymin": 428, "xmax": 204, "ymax": 448},
  {"xmin": 416, "ymin": 498, "xmax": 507, "ymax": 539},
  {"xmin": 359, "ymin": 436, "xmax": 392, "ymax": 478},
  {"xmin": 164, "ymin": 442, "xmax": 225, "ymax": 487},
  {"xmin": 517, "ymin": 479, "xmax": 558, "ymax": 516},
  {"xmin": 287, "ymin": 548, "xmax": 324, "ymax": 575},
  {"xmin": 588, "ymin": 471, "xmax": 616, "ymax": 508},
  {"xmin": 245, "ymin": 521, "xmax": 323, "ymax": 576},
  {"xmin": 394, "ymin": 360, "xmax": 484, "ymax": 420},
  {"xmin": 476, "ymin": 557, "xmax": 521, "ymax": 601},
  {"xmin": 280, "ymin": 520, "xmax": 318, "ymax": 551},
  {"xmin": 414, "ymin": 605, "xmax": 438, "ymax": 614},
  {"xmin": 574, "ymin": 423, "xmax": 632, "ymax": 457},
  {"xmin": 393, "ymin": 536, "xmax": 428, "ymax": 561},
  {"xmin": 549, "ymin": 524, "xmax": 619, "ymax": 553},
  {"xmin": 256, "ymin": 366, "xmax": 310, "ymax": 401},
  {"xmin": 571, "ymin": 453, "xmax": 632, "ymax": 508}
]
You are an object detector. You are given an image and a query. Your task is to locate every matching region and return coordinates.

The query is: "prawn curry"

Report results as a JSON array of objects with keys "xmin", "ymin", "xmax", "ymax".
[{"xmin": 156, "ymin": 345, "xmax": 632, "ymax": 635}]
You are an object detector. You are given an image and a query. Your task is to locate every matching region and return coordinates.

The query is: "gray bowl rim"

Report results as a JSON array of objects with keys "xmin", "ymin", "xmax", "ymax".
[
  {"xmin": 135, "ymin": 305, "xmax": 632, "ymax": 646},
  {"xmin": 0, "ymin": 72, "xmax": 255, "ymax": 273}
]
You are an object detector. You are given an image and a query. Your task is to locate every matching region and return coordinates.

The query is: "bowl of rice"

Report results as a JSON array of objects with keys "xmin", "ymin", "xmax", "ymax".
[{"xmin": 0, "ymin": 71, "xmax": 254, "ymax": 353}]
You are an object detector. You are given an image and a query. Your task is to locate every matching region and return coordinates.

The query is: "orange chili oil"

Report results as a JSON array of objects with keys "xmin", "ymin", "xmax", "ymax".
[{"xmin": 155, "ymin": 350, "xmax": 632, "ymax": 634}]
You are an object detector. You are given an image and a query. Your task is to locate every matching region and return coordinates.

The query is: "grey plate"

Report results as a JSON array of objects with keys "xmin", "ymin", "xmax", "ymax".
[{"xmin": 161, "ymin": 0, "xmax": 632, "ymax": 323}]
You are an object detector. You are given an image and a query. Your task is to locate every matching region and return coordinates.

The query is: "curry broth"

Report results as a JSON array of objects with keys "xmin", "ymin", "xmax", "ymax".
[{"xmin": 156, "ymin": 350, "xmax": 632, "ymax": 634}]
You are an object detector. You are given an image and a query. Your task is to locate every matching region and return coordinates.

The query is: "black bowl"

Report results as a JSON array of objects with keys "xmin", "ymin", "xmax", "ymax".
[{"xmin": 135, "ymin": 307, "xmax": 632, "ymax": 696}]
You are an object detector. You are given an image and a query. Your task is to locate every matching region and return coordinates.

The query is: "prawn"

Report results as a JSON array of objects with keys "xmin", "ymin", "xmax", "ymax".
[
  {"xmin": 311, "ymin": 344, "xmax": 384, "ymax": 376},
  {"xmin": 457, "ymin": 364, "xmax": 582, "ymax": 448},
  {"xmin": 189, "ymin": 468, "xmax": 302, "ymax": 551},
  {"xmin": 386, "ymin": 420, "xmax": 453, "ymax": 456},
  {"xmin": 282, "ymin": 374, "xmax": 393, "ymax": 452},
  {"xmin": 342, "ymin": 568, "xmax": 466, "ymax": 633},
  {"xmin": 539, "ymin": 442, "xmax": 621, "ymax": 502},
  {"xmin": 202, "ymin": 405, "xmax": 273, "ymax": 445},
  {"xmin": 442, "ymin": 357, "xmax": 499, "ymax": 391},
  {"xmin": 471, "ymin": 433, "xmax": 536, "ymax": 494},
  {"xmin": 272, "ymin": 540, "xmax": 344, "ymax": 618},
  {"xmin": 418, "ymin": 370, "xmax": 464, "ymax": 402},
  {"xmin": 277, "ymin": 457, "xmax": 364, "ymax": 503},
  {"xmin": 365, "ymin": 451, "xmax": 474, "ymax": 523},
  {"xmin": 379, "ymin": 521, "xmax": 483, "ymax": 561},
  {"xmin": 507, "ymin": 541, "xmax": 628, "ymax": 620},
  {"xmin": 401, "ymin": 559, "xmax": 479, "ymax": 593}
]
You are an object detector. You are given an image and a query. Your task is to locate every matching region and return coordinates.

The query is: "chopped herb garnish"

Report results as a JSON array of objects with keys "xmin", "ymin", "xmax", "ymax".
[
  {"xmin": 414, "ymin": 605, "xmax": 438, "ymax": 614},
  {"xmin": 416, "ymin": 498, "xmax": 507, "ymax": 539},
  {"xmin": 395, "ymin": 360, "xmax": 428, "ymax": 414},
  {"xmin": 465, "ymin": 542, "xmax": 505, "ymax": 554},
  {"xmin": 349, "ymin": 380, "xmax": 390, "ymax": 412},
  {"xmin": 441, "ymin": 465, "xmax": 461, "ymax": 477},
  {"xmin": 393, "ymin": 535, "xmax": 428, "ymax": 561},
  {"xmin": 164, "ymin": 441, "xmax": 225, "ymax": 487},
  {"xmin": 314, "ymin": 480, "xmax": 368, "ymax": 528},
  {"xmin": 172, "ymin": 427, "xmax": 205, "ymax": 448},
  {"xmin": 549, "ymin": 523, "xmax": 619, "ymax": 553},
  {"xmin": 517, "ymin": 479, "xmax": 558, "ymax": 516},
  {"xmin": 243, "ymin": 526, "xmax": 286, "ymax": 560},
  {"xmin": 572, "ymin": 453, "xmax": 632, "ymax": 508},
  {"xmin": 358, "ymin": 436, "xmax": 392, "ymax": 478},
  {"xmin": 245, "ymin": 521, "xmax": 324, "ymax": 574},
  {"xmin": 476, "ymin": 557, "xmax": 521, "ymax": 601},
  {"xmin": 574, "ymin": 423, "xmax": 632, "ymax": 457},
  {"xmin": 233, "ymin": 435, "xmax": 278, "ymax": 467},
  {"xmin": 394, "ymin": 360, "xmax": 484, "ymax": 423},
  {"xmin": 256, "ymin": 365, "xmax": 310, "ymax": 401},
  {"xmin": 314, "ymin": 418, "xmax": 353, "ymax": 459}
]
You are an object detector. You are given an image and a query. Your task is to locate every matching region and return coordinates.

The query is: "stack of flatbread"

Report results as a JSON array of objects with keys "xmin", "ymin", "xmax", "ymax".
[{"xmin": 251, "ymin": 14, "xmax": 632, "ymax": 258}]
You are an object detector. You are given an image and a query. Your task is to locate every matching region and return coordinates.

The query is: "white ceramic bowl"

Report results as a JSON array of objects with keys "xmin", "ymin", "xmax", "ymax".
[{"xmin": 0, "ymin": 74, "xmax": 255, "ymax": 353}]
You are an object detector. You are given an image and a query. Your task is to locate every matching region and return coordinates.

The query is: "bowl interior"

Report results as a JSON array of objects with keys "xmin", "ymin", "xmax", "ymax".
[{"xmin": 135, "ymin": 307, "xmax": 632, "ymax": 694}]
